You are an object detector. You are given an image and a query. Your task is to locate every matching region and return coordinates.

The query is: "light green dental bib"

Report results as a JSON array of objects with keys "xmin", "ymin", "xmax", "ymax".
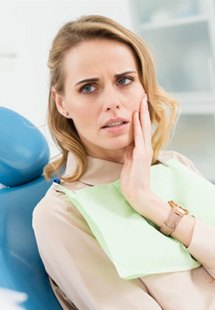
[{"xmin": 59, "ymin": 159, "xmax": 215, "ymax": 279}]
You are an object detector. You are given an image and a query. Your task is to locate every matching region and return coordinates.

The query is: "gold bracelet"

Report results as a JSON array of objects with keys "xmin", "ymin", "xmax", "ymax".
[{"xmin": 160, "ymin": 200, "xmax": 189, "ymax": 236}]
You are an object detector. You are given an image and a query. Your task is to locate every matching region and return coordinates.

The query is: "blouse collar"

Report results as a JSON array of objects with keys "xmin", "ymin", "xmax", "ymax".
[
  {"xmin": 64, "ymin": 151, "xmax": 166, "ymax": 186},
  {"xmin": 64, "ymin": 152, "xmax": 123, "ymax": 186}
]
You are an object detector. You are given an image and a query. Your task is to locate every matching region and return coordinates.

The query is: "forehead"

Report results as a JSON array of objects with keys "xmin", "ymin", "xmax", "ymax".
[{"xmin": 62, "ymin": 39, "xmax": 138, "ymax": 80}]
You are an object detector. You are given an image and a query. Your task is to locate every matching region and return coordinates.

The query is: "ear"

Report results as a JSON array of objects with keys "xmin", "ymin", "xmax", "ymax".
[{"xmin": 51, "ymin": 87, "xmax": 68, "ymax": 117}]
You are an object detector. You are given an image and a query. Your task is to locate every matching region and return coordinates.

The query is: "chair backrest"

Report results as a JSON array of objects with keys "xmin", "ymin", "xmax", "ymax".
[{"xmin": 0, "ymin": 107, "xmax": 61, "ymax": 309}]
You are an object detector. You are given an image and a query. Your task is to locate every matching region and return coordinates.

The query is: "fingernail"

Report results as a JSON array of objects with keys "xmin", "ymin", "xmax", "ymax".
[
  {"xmin": 142, "ymin": 97, "xmax": 147, "ymax": 107},
  {"xmin": 146, "ymin": 94, "xmax": 148, "ymax": 101},
  {"xmin": 144, "ymin": 93, "xmax": 148, "ymax": 102}
]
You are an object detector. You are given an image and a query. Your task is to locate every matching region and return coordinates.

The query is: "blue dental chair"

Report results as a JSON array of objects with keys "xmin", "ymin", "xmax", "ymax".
[{"xmin": 0, "ymin": 107, "xmax": 61, "ymax": 309}]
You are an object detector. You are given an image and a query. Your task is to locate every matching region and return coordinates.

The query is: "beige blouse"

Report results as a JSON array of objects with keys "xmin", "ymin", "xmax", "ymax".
[{"xmin": 33, "ymin": 151, "xmax": 215, "ymax": 310}]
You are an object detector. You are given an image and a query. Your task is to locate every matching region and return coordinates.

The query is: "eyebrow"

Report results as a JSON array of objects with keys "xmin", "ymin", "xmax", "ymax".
[{"xmin": 75, "ymin": 71, "xmax": 137, "ymax": 86}]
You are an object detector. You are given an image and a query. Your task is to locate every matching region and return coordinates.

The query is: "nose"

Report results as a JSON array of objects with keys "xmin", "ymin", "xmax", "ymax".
[
  {"xmin": 105, "ymin": 104, "xmax": 120, "ymax": 112},
  {"xmin": 103, "ymin": 87, "xmax": 122, "ymax": 112}
]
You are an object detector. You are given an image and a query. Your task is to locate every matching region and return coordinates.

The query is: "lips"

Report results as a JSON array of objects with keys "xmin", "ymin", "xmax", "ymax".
[{"xmin": 101, "ymin": 117, "xmax": 129, "ymax": 129}]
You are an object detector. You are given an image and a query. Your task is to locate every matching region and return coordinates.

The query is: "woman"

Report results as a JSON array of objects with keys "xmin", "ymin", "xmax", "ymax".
[{"xmin": 33, "ymin": 15, "xmax": 215, "ymax": 309}]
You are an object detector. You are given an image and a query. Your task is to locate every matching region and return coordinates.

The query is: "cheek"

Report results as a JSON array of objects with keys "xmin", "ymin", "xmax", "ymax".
[
  {"xmin": 136, "ymin": 83, "xmax": 145, "ymax": 98},
  {"xmin": 65, "ymin": 100, "xmax": 86, "ymax": 120},
  {"xmin": 129, "ymin": 84, "xmax": 145, "ymax": 110},
  {"xmin": 68, "ymin": 104, "xmax": 96, "ymax": 131}
]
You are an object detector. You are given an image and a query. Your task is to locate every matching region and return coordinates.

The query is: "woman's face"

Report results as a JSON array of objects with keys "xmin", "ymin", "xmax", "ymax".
[{"xmin": 54, "ymin": 39, "xmax": 145, "ymax": 162}]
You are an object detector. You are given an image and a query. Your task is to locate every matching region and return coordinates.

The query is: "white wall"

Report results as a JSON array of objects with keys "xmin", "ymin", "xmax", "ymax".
[
  {"xmin": 1, "ymin": 1, "xmax": 214, "ymax": 180},
  {"xmin": 0, "ymin": 0, "xmax": 133, "ymax": 128}
]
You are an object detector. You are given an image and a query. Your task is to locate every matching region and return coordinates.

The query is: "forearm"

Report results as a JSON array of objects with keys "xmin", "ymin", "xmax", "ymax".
[
  {"xmin": 187, "ymin": 218, "xmax": 215, "ymax": 278},
  {"xmin": 130, "ymin": 192, "xmax": 215, "ymax": 278},
  {"xmin": 129, "ymin": 192, "xmax": 195, "ymax": 247}
]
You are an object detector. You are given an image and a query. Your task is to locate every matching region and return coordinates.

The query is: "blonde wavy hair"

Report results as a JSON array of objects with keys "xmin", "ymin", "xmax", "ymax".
[{"xmin": 44, "ymin": 15, "xmax": 178, "ymax": 182}]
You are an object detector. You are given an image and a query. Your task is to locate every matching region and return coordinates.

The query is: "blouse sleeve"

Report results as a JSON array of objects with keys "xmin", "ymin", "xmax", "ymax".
[
  {"xmin": 160, "ymin": 150, "xmax": 215, "ymax": 278},
  {"xmin": 159, "ymin": 150, "xmax": 203, "ymax": 176},
  {"xmin": 33, "ymin": 186, "xmax": 161, "ymax": 310},
  {"xmin": 187, "ymin": 219, "xmax": 215, "ymax": 278}
]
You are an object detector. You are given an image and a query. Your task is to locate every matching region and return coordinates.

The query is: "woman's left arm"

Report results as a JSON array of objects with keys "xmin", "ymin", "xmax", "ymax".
[
  {"xmin": 186, "ymin": 218, "xmax": 215, "ymax": 278},
  {"xmin": 120, "ymin": 95, "xmax": 215, "ymax": 278}
]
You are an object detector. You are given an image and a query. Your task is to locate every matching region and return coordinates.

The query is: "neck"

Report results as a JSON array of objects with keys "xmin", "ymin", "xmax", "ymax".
[{"xmin": 86, "ymin": 148, "xmax": 125, "ymax": 164}]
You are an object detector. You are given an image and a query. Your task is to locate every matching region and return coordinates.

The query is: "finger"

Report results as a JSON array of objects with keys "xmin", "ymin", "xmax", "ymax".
[
  {"xmin": 133, "ymin": 111, "xmax": 144, "ymax": 153},
  {"xmin": 140, "ymin": 95, "xmax": 150, "ymax": 132},
  {"xmin": 124, "ymin": 144, "xmax": 133, "ymax": 160},
  {"xmin": 140, "ymin": 96, "xmax": 152, "ymax": 148},
  {"xmin": 123, "ymin": 144, "xmax": 133, "ymax": 167}
]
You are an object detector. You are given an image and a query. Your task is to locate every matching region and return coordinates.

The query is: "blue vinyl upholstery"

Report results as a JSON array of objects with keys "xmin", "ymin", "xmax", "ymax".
[
  {"xmin": 0, "ymin": 107, "xmax": 50, "ymax": 187},
  {"xmin": 0, "ymin": 107, "xmax": 61, "ymax": 309}
]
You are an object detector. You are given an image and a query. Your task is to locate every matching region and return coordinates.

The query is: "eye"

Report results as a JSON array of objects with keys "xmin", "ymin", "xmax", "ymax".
[
  {"xmin": 117, "ymin": 76, "xmax": 134, "ymax": 86},
  {"xmin": 80, "ymin": 84, "xmax": 96, "ymax": 94}
]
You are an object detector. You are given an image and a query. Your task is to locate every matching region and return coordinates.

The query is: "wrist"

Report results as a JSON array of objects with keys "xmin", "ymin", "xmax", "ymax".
[
  {"xmin": 159, "ymin": 201, "xmax": 189, "ymax": 236},
  {"xmin": 159, "ymin": 200, "xmax": 195, "ymax": 247},
  {"xmin": 127, "ymin": 191, "xmax": 170, "ymax": 225}
]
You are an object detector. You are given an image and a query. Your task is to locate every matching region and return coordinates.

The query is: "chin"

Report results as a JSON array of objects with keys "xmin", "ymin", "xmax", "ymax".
[{"xmin": 105, "ymin": 136, "xmax": 133, "ymax": 150}]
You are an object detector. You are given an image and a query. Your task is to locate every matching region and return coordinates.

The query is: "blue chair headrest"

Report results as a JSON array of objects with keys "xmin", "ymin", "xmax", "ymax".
[{"xmin": 0, "ymin": 107, "xmax": 50, "ymax": 187}]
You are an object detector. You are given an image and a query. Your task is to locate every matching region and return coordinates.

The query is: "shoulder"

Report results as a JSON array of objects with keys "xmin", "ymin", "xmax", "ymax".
[
  {"xmin": 32, "ymin": 182, "xmax": 91, "ymax": 235},
  {"xmin": 158, "ymin": 150, "xmax": 202, "ymax": 175}
]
